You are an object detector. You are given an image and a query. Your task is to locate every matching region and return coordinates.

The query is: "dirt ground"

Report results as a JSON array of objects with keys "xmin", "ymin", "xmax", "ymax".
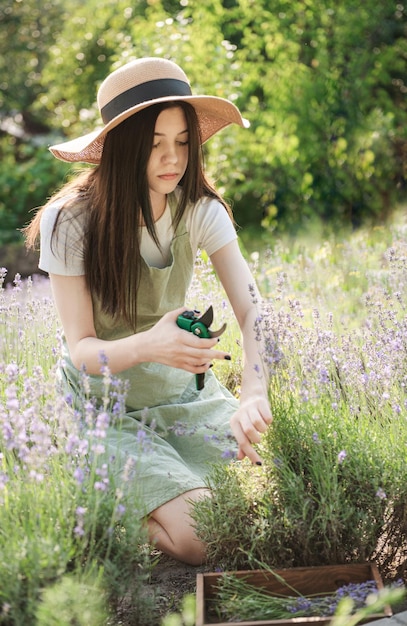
[
  {"xmin": 147, "ymin": 552, "xmax": 206, "ymax": 622},
  {"xmin": 115, "ymin": 551, "xmax": 206, "ymax": 625}
]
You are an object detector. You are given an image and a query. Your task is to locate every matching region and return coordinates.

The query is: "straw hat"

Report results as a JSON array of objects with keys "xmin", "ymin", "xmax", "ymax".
[{"xmin": 49, "ymin": 57, "xmax": 247, "ymax": 163}]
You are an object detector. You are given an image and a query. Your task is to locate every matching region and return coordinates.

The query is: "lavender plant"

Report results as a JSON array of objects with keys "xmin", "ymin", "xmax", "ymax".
[
  {"xmin": 0, "ymin": 271, "xmax": 152, "ymax": 625},
  {"xmin": 193, "ymin": 217, "xmax": 407, "ymax": 580}
]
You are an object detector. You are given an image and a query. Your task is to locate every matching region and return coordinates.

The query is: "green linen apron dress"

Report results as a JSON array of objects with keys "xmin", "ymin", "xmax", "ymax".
[{"xmin": 60, "ymin": 196, "xmax": 239, "ymax": 515}]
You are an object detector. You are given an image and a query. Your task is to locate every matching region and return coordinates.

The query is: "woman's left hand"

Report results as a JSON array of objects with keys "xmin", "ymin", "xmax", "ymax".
[{"xmin": 229, "ymin": 395, "xmax": 272, "ymax": 465}]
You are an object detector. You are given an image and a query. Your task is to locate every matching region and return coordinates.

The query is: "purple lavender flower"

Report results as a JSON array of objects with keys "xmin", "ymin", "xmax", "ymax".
[
  {"xmin": 74, "ymin": 467, "xmax": 85, "ymax": 484},
  {"xmin": 95, "ymin": 411, "xmax": 110, "ymax": 437},
  {"xmin": 319, "ymin": 368, "xmax": 330, "ymax": 384},
  {"xmin": 5, "ymin": 363, "xmax": 19, "ymax": 383},
  {"xmin": 65, "ymin": 434, "xmax": 80, "ymax": 455},
  {"xmin": 287, "ymin": 597, "xmax": 313, "ymax": 613},
  {"xmin": 115, "ymin": 504, "xmax": 126, "ymax": 518},
  {"xmin": 135, "ymin": 428, "xmax": 146, "ymax": 441},
  {"xmin": 91, "ymin": 443, "xmax": 105, "ymax": 455},
  {"xmin": 94, "ymin": 465, "xmax": 110, "ymax": 491},
  {"xmin": 98, "ymin": 351, "xmax": 108, "ymax": 366},
  {"xmin": 77, "ymin": 439, "xmax": 89, "ymax": 456},
  {"xmin": 122, "ymin": 457, "xmax": 136, "ymax": 483},
  {"xmin": 74, "ymin": 525, "xmax": 85, "ymax": 538},
  {"xmin": 0, "ymin": 472, "xmax": 9, "ymax": 489},
  {"xmin": 94, "ymin": 481, "xmax": 108, "ymax": 491},
  {"xmin": 284, "ymin": 580, "xmax": 379, "ymax": 617},
  {"xmin": 221, "ymin": 448, "xmax": 237, "ymax": 459},
  {"xmin": 29, "ymin": 469, "xmax": 44, "ymax": 482},
  {"xmin": 65, "ymin": 393, "xmax": 73, "ymax": 407},
  {"xmin": 337, "ymin": 450, "xmax": 347, "ymax": 463}
]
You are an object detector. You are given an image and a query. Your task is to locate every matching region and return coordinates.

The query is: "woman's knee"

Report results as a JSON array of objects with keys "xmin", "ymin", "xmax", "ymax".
[
  {"xmin": 148, "ymin": 489, "xmax": 209, "ymax": 564},
  {"xmin": 173, "ymin": 531, "xmax": 207, "ymax": 565}
]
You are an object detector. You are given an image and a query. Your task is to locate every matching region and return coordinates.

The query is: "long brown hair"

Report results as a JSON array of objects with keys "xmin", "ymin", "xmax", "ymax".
[{"xmin": 25, "ymin": 101, "xmax": 233, "ymax": 330}]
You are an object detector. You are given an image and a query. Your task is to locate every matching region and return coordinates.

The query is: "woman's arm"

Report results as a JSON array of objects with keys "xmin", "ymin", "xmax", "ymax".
[
  {"xmin": 210, "ymin": 240, "xmax": 273, "ymax": 464},
  {"xmin": 49, "ymin": 273, "xmax": 229, "ymax": 375}
]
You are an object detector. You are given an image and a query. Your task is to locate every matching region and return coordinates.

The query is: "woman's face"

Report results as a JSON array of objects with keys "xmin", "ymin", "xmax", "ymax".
[{"xmin": 147, "ymin": 106, "xmax": 189, "ymax": 210}]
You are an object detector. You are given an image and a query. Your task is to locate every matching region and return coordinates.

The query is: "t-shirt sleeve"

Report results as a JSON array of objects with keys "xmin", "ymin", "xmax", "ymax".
[
  {"xmin": 39, "ymin": 202, "xmax": 86, "ymax": 275},
  {"xmin": 186, "ymin": 197, "xmax": 237, "ymax": 256}
]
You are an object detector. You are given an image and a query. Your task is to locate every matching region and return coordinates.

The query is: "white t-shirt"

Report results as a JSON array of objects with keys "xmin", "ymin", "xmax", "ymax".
[{"xmin": 39, "ymin": 193, "xmax": 237, "ymax": 275}]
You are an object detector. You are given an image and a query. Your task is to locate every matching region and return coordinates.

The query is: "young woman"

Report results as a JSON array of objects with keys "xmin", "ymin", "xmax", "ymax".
[{"xmin": 25, "ymin": 57, "xmax": 272, "ymax": 565}]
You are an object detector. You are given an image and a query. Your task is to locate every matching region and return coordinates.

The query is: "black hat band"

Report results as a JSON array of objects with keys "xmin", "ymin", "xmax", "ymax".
[{"xmin": 101, "ymin": 78, "xmax": 193, "ymax": 124}]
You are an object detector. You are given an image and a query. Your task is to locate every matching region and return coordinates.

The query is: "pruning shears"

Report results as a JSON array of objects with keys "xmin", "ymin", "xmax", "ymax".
[{"xmin": 177, "ymin": 305, "xmax": 227, "ymax": 390}]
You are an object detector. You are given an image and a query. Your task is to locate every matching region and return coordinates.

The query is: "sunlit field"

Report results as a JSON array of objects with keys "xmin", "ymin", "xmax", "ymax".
[{"xmin": 1, "ymin": 211, "xmax": 407, "ymax": 624}]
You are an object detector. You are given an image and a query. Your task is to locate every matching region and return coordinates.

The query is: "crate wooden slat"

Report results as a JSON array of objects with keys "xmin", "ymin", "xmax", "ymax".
[{"xmin": 196, "ymin": 563, "xmax": 391, "ymax": 626}]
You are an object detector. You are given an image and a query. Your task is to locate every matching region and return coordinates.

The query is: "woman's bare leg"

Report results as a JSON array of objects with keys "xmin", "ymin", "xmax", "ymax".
[{"xmin": 147, "ymin": 488, "xmax": 209, "ymax": 565}]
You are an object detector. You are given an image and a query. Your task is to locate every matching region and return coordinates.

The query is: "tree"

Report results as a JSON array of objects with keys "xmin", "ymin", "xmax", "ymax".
[
  {"xmin": 0, "ymin": 0, "xmax": 405, "ymax": 244},
  {"xmin": 215, "ymin": 0, "xmax": 406, "ymax": 228}
]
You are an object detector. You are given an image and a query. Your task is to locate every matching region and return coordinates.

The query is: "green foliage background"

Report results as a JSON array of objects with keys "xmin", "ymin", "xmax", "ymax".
[{"xmin": 0, "ymin": 0, "xmax": 406, "ymax": 244}]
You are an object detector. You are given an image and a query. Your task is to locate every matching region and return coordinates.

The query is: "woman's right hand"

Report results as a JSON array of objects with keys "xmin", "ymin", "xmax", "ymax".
[
  {"xmin": 49, "ymin": 274, "xmax": 229, "ymax": 375},
  {"xmin": 143, "ymin": 307, "xmax": 231, "ymax": 373}
]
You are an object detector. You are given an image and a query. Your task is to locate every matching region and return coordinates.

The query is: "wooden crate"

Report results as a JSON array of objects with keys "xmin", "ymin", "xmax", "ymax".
[{"xmin": 196, "ymin": 562, "xmax": 391, "ymax": 626}]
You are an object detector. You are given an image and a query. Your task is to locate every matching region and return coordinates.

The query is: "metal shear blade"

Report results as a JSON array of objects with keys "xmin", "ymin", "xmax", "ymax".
[{"xmin": 197, "ymin": 305, "xmax": 227, "ymax": 338}]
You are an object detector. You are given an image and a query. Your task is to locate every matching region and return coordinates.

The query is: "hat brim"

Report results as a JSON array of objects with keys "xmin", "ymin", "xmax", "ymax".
[{"xmin": 49, "ymin": 95, "xmax": 247, "ymax": 163}]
